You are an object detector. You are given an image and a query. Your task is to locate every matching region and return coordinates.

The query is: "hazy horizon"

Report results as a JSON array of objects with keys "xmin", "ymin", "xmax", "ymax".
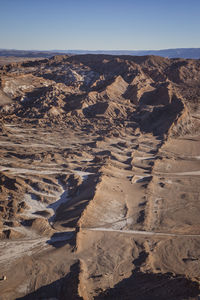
[{"xmin": 1, "ymin": 47, "xmax": 200, "ymax": 52}]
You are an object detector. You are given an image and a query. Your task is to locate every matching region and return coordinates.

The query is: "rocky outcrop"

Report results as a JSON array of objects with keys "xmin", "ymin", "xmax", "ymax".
[{"xmin": 0, "ymin": 54, "xmax": 199, "ymax": 135}]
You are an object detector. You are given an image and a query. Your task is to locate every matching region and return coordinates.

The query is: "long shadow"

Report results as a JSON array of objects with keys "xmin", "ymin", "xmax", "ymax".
[
  {"xmin": 55, "ymin": 174, "xmax": 101, "ymax": 228},
  {"xmin": 133, "ymin": 96, "xmax": 184, "ymax": 136},
  {"xmin": 46, "ymin": 231, "xmax": 75, "ymax": 248},
  {"xmin": 95, "ymin": 271, "xmax": 200, "ymax": 300},
  {"xmin": 16, "ymin": 261, "xmax": 83, "ymax": 300},
  {"xmin": 16, "ymin": 262, "xmax": 200, "ymax": 300}
]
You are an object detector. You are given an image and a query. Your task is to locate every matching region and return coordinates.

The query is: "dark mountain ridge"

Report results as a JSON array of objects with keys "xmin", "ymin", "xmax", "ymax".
[{"xmin": 1, "ymin": 48, "xmax": 200, "ymax": 59}]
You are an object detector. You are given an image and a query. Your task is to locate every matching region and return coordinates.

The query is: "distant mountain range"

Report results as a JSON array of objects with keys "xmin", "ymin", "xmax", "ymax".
[
  {"xmin": 0, "ymin": 49, "xmax": 60, "ymax": 58},
  {"xmin": 0, "ymin": 48, "xmax": 200, "ymax": 59}
]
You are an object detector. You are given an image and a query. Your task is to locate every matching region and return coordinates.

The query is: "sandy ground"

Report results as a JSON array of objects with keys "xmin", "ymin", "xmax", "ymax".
[{"xmin": 0, "ymin": 123, "xmax": 199, "ymax": 299}]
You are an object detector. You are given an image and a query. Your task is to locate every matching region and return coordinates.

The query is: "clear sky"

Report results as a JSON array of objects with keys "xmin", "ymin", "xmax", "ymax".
[{"xmin": 0, "ymin": 0, "xmax": 200, "ymax": 50}]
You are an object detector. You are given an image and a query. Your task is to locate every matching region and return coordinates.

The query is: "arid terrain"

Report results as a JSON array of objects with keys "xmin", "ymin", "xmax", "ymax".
[
  {"xmin": 0, "ymin": 57, "xmax": 46, "ymax": 67},
  {"xmin": 0, "ymin": 54, "xmax": 200, "ymax": 299}
]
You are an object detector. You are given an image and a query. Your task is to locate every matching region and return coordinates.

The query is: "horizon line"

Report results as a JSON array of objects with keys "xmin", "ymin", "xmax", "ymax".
[{"xmin": 1, "ymin": 47, "xmax": 200, "ymax": 52}]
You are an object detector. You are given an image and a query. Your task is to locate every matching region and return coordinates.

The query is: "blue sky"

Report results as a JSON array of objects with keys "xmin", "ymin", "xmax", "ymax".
[{"xmin": 0, "ymin": 0, "xmax": 200, "ymax": 50}]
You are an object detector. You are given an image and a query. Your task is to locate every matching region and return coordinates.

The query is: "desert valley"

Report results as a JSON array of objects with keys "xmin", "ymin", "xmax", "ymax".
[{"xmin": 0, "ymin": 54, "xmax": 200, "ymax": 299}]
